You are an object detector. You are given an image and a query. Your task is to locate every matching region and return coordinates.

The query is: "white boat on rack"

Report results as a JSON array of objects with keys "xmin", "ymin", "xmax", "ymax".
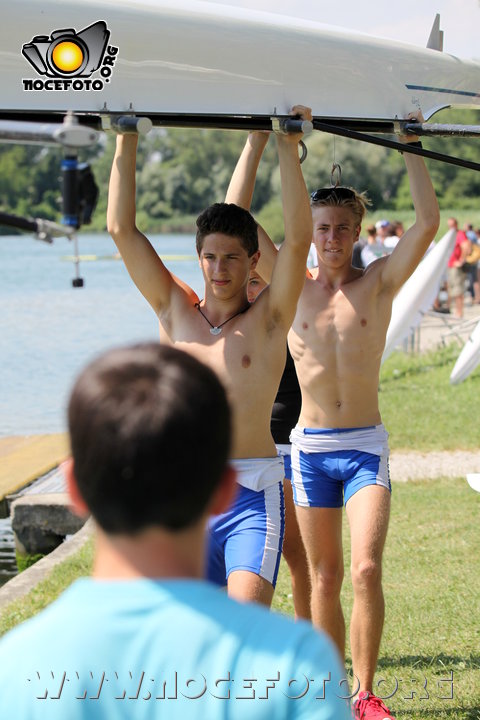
[{"xmin": 1, "ymin": 0, "xmax": 479, "ymax": 129}]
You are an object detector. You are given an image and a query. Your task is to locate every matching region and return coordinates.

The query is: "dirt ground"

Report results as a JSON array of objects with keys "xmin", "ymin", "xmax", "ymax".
[{"xmin": 389, "ymin": 449, "xmax": 479, "ymax": 481}]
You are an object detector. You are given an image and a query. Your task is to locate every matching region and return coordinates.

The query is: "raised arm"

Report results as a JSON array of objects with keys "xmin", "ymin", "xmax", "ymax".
[
  {"xmin": 380, "ymin": 113, "xmax": 440, "ymax": 292},
  {"xmin": 225, "ymin": 131, "xmax": 268, "ymax": 209},
  {"xmin": 225, "ymin": 131, "xmax": 278, "ymax": 283},
  {"xmin": 266, "ymin": 106, "xmax": 313, "ymax": 327},
  {"xmin": 107, "ymin": 134, "xmax": 176, "ymax": 315}
]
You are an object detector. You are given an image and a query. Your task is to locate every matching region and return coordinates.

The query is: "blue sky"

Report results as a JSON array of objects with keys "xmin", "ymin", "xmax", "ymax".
[{"xmin": 205, "ymin": 0, "xmax": 480, "ymax": 60}]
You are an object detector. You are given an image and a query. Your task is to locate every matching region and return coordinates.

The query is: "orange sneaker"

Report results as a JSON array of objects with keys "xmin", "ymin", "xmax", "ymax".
[{"xmin": 353, "ymin": 691, "xmax": 395, "ymax": 719}]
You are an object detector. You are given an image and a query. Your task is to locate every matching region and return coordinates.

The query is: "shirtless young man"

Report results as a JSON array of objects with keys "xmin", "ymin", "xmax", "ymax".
[
  {"xmin": 247, "ymin": 270, "xmax": 311, "ymax": 621},
  {"xmin": 226, "ymin": 115, "xmax": 439, "ymax": 718},
  {"xmin": 107, "ymin": 106, "xmax": 312, "ymax": 608}
]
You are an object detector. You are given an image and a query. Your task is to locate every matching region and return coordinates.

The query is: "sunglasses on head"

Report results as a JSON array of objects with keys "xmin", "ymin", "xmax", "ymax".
[{"xmin": 310, "ymin": 187, "xmax": 356, "ymax": 202}]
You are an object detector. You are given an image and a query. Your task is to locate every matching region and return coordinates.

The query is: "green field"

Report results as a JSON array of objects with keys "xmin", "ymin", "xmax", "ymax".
[
  {"xmin": 273, "ymin": 477, "xmax": 480, "ymax": 719},
  {"xmin": 380, "ymin": 344, "xmax": 480, "ymax": 451},
  {"xmin": 2, "ymin": 476, "xmax": 478, "ymax": 718}
]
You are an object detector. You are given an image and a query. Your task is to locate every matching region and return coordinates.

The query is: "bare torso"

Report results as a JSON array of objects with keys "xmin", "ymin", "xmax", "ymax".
[
  {"xmin": 289, "ymin": 261, "xmax": 393, "ymax": 428},
  {"xmin": 160, "ymin": 290, "xmax": 286, "ymax": 458}
]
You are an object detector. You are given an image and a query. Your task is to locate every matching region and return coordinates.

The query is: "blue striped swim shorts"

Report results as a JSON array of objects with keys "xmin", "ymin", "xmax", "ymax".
[
  {"xmin": 290, "ymin": 425, "xmax": 391, "ymax": 508},
  {"xmin": 207, "ymin": 458, "xmax": 285, "ymax": 587}
]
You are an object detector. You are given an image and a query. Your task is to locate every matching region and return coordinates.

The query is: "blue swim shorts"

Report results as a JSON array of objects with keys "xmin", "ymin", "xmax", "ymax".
[
  {"xmin": 290, "ymin": 425, "xmax": 391, "ymax": 508},
  {"xmin": 207, "ymin": 480, "xmax": 285, "ymax": 588}
]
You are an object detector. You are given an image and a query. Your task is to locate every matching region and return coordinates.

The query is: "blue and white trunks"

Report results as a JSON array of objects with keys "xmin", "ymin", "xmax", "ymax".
[
  {"xmin": 233, "ymin": 455, "xmax": 285, "ymax": 491},
  {"xmin": 276, "ymin": 443, "xmax": 292, "ymax": 481},
  {"xmin": 290, "ymin": 424, "xmax": 391, "ymax": 508},
  {"xmin": 207, "ymin": 457, "xmax": 285, "ymax": 587}
]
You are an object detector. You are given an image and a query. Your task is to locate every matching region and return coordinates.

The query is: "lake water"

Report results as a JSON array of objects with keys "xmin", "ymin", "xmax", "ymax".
[
  {"xmin": 0, "ymin": 231, "xmax": 203, "ymax": 586},
  {"xmin": 0, "ymin": 231, "xmax": 203, "ymax": 437}
]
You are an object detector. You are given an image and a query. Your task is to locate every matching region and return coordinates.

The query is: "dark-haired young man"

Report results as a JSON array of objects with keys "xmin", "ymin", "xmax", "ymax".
[
  {"xmin": 107, "ymin": 106, "xmax": 313, "ymax": 607},
  {"xmin": 0, "ymin": 342, "xmax": 350, "ymax": 719},
  {"xmin": 247, "ymin": 270, "xmax": 311, "ymax": 622},
  {"xmin": 226, "ymin": 115, "xmax": 440, "ymax": 719}
]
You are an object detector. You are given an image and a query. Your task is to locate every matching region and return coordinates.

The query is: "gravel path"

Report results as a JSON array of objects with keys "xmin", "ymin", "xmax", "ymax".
[
  {"xmin": 388, "ymin": 304, "xmax": 480, "ymax": 481},
  {"xmin": 401, "ymin": 301, "xmax": 480, "ymax": 353},
  {"xmin": 389, "ymin": 450, "xmax": 479, "ymax": 481}
]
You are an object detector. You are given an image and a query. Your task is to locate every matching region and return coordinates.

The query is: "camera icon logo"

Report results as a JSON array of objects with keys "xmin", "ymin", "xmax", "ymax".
[{"xmin": 22, "ymin": 21, "xmax": 110, "ymax": 78}]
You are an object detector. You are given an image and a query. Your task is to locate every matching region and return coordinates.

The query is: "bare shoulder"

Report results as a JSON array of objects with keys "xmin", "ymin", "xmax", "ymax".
[
  {"xmin": 158, "ymin": 275, "xmax": 199, "ymax": 334},
  {"xmin": 171, "ymin": 273, "xmax": 200, "ymax": 305},
  {"xmin": 359, "ymin": 257, "xmax": 388, "ymax": 285}
]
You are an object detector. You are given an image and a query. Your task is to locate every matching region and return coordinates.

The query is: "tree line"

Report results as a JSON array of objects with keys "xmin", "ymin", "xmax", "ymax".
[{"xmin": 1, "ymin": 108, "xmax": 479, "ymax": 243}]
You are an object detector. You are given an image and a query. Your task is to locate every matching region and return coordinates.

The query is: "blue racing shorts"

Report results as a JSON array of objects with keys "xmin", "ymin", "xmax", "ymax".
[
  {"xmin": 290, "ymin": 425, "xmax": 391, "ymax": 508},
  {"xmin": 207, "ymin": 480, "xmax": 285, "ymax": 588}
]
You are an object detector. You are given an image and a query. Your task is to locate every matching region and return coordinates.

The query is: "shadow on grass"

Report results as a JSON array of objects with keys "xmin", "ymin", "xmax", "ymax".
[
  {"xmin": 344, "ymin": 653, "xmax": 480, "ymax": 718},
  {"xmin": 376, "ymin": 652, "xmax": 480, "ymax": 671},
  {"xmin": 393, "ymin": 708, "xmax": 480, "ymax": 719},
  {"xmin": 380, "ymin": 344, "xmax": 461, "ymax": 384}
]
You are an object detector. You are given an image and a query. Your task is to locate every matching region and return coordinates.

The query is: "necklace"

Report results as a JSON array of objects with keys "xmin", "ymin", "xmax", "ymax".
[{"xmin": 195, "ymin": 301, "xmax": 250, "ymax": 335}]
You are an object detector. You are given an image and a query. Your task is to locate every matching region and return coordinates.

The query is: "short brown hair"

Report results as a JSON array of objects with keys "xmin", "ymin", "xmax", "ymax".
[
  {"xmin": 196, "ymin": 203, "xmax": 258, "ymax": 256},
  {"xmin": 68, "ymin": 343, "xmax": 231, "ymax": 533}
]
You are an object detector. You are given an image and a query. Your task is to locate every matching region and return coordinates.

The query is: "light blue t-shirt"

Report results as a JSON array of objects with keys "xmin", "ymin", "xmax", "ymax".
[{"xmin": 0, "ymin": 578, "xmax": 350, "ymax": 719}]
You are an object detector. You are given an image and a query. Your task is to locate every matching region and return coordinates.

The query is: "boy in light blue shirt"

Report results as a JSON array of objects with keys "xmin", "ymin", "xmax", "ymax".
[{"xmin": 0, "ymin": 342, "xmax": 350, "ymax": 719}]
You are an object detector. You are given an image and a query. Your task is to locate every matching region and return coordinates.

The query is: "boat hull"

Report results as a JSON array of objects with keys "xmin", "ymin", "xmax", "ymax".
[
  {"xmin": 3, "ymin": 0, "xmax": 480, "ymax": 124},
  {"xmin": 450, "ymin": 318, "xmax": 480, "ymax": 384},
  {"xmin": 382, "ymin": 230, "xmax": 456, "ymax": 362}
]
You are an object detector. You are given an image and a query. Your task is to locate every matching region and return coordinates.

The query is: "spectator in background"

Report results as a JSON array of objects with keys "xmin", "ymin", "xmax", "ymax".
[
  {"xmin": 383, "ymin": 220, "xmax": 405, "ymax": 251},
  {"xmin": 352, "ymin": 231, "xmax": 366, "ymax": 269},
  {"xmin": 447, "ymin": 217, "xmax": 471, "ymax": 318},
  {"xmin": 361, "ymin": 224, "xmax": 386, "ymax": 267},
  {"xmin": 464, "ymin": 222, "xmax": 479, "ymax": 303},
  {"xmin": 464, "ymin": 222, "xmax": 477, "ymax": 244},
  {"xmin": 375, "ymin": 218, "xmax": 391, "ymax": 244},
  {"xmin": 475, "ymin": 228, "xmax": 480, "ymax": 304}
]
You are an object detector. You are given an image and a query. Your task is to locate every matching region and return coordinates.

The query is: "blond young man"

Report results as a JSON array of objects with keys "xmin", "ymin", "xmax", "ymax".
[
  {"xmin": 226, "ymin": 114, "xmax": 439, "ymax": 719},
  {"xmin": 107, "ymin": 107, "xmax": 313, "ymax": 607}
]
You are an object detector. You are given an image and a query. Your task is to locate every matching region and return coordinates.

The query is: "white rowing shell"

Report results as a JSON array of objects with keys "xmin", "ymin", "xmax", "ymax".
[
  {"xmin": 450, "ymin": 318, "xmax": 480, "ymax": 384},
  {"xmin": 467, "ymin": 473, "xmax": 480, "ymax": 492},
  {"xmin": 382, "ymin": 229, "xmax": 456, "ymax": 363},
  {"xmin": 2, "ymin": 0, "xmax": 480, "ymax": 122}
]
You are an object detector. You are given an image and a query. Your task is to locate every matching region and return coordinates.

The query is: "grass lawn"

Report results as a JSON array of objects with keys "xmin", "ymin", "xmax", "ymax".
[
  {"xmin": 0, "ymin": 538, "xmax": 93, "ymax": 636},
  {"xmin": 380, "ymin": 344, "xmax": 480, "ymax": 451},
  {"xmin": 273, "ymin": 476, "xmax": 480, "ymax": 719},
  {"xmin": 1, "ymin": 478, "xmax": 478, "ymax": 718}
]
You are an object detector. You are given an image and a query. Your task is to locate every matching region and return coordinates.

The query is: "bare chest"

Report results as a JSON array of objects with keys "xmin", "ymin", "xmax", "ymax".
[
  {"xmin": 176, "ymin": 334, "xmax": 260, "ymax": 387},
  {"xmin": 160, "ymin": 310, "xmax": 284, "ymax": 400},
  {"xmin": 290, "ymin": 280, "xmax": 386, "ymax": 363}
]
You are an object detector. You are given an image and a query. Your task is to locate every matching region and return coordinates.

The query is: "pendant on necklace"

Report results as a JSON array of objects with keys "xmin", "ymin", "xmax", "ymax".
[{"xmin": 195, "ymin": 300, "xmax": 250, "ymax": 336}]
